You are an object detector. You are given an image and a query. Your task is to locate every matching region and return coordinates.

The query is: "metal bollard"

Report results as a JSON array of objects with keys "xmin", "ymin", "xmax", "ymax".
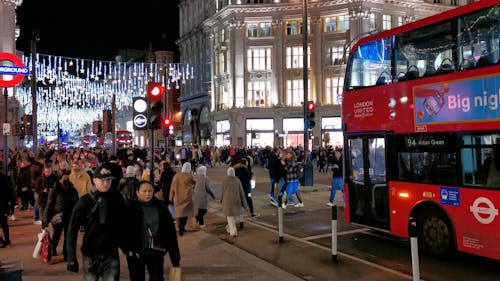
[
  {"xmin": 409, "ymin": 217, "xmax": 420, "ymax": 281},
  {"xmin": 278, "ymin": 204, "xmax": 284, "ymax": 243},
  {"xmin": 331, "ymin": 205, "xmax": 338, "ymax": 262}
]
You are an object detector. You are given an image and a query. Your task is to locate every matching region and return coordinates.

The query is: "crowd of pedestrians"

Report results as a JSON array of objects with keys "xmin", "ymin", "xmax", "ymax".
[{"xmin": 0, "ymin": 142, "xmax": 344, "ymax": 279}]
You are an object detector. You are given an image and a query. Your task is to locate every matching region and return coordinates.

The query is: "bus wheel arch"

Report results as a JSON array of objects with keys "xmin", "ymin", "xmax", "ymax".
[{"xmin": 410, "ymin": 202, "xmax": 456, "ymax": 258}]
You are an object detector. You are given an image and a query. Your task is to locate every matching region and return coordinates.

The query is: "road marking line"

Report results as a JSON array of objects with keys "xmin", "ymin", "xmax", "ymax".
[
  {"xmin": 303, "ymin": 228, "xmax": 370, "ymax": 241},
  {"xmin": 245, "ymin": 220, "xmax": 423, "ymax": 281}
]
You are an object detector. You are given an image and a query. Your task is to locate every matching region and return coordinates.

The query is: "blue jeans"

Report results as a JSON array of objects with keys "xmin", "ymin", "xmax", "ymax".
[
  {"xmin": 329, "ymin": 177, "xmax": 344, "ymax": 203},
  {"xmin": 270, "ymin": 178, "xmax": 279, "ymax": 198}
]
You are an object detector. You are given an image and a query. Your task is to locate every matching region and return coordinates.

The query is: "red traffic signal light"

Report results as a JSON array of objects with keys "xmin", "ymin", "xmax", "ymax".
[
  {"xmin": 147, "ymin": 82, "xmax": 164, "ymax": 98},
  {"xmin": 306, "ymin": 101, "xmax": 316, "ymax": 111},
  {"xmin": 163, "ymin": 118, "xmax": 171, "ymax": 127},
  {"xmin": 306, "ymin": 101, "xmax": 316, "ymax": 129}
]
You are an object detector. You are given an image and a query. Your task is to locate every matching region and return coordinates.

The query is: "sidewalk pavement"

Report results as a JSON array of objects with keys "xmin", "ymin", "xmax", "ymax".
[{"xmin": 0, "ymin": 208, "xmax": 303, "ymax": 281}]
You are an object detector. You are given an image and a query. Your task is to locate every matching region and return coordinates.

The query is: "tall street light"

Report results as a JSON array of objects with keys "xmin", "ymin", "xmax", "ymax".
[
  {"xmin": 30, "ymin": 29, "xmax": 39, "ymax": 152},
  {"xmin": 302, "ymin": 0, "xmax": 314, "ymax": 185}
]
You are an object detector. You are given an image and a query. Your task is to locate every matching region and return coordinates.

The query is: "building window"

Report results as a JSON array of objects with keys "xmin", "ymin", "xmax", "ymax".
[
  {"xmin": 247, "ymin": 81, "xmax": 273, "ymax": 107},
  {"xmin": 338, "ymin": 15, "xmax": 349, "ymax": 31},
  {"xmin": 247, "ymin": 22, "xmax": 272, "ymax": 37},
  {"xmin": 325, "ymin": 44, "xmax": 344, "ymax": 65},
  {"xmin": 217, "ymin": 52, "xmax": 227, "ymax": 74},
  {"xmin": 220, "ymin": 27, "xmax": 226, "ymax": 42},
  {"xmin": 285, "ymin": 79, "xmax": 310, "ymax": 107},
  {"xmin": 247, "ymin": 23, "xmax": 258, "ymax": 37},
  {"xmin": 382, "ymin": 14, "xmax": 392, "ymax": 30},
  {"xmin": 216, "ymin": 85, "xmax": 232, "ymax": 111},
  {"xmin": 325, "ymin": 77, "xmax": 344, "ymax": 105},
  {"xmin": 259, "ymin": 22, "xmax": 271, "ymax": 37},
  {"xmin": 247, "ymin": 47, "xmax": 272, "ymax": 71},
  {"xmin": 397, "ymin": 16, "xmax": 404, "ymax": 27},
  {"xmin": 286, "ymin": 20, "xmax": 301, "ymax": 35},
  {"xmin": 286, "ymin": 46, "xmax": 310, "ymax": 69},
  {"xmin": 370, "ymin": 13, "xmax": 376, "ymax": 29},
  {"xmin": 325, "ymin": 17, "xmax": 337, "ymax": 33}
]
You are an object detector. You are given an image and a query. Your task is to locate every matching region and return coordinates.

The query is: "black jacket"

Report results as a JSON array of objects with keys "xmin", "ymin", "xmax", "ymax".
[
  {"xmin": 43, "ymin": 182, "xmax": 79, "ymax": 226},
  {"xmin": 234, "ymin": 163, "xmax": 252, "ymax": 193},
  {"xmin": 35, "ymin": 174, "xmax": 58, "ymax": 209},
  {"xmin": 160, "ymin": 167, "xmax": 176, "ymax": 205},
  {"xmin": 0, "ymin": 172, "xmax": 15, "ymax": 215},
  {"xmin": 123, "ymin": 198, "xmax": 180, "ymax": 266},
  {"xmin": 268, "ymin": 154, "xmax": 285, "ymax": 180},
  {"xmin": 66, "ymin": 190, "xmax": 126, "ymax": 260}
]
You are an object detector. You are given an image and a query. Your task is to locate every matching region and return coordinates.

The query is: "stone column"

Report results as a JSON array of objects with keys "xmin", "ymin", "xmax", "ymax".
[{"xmin": 0, "ymin": 0, "xmax": 21, "ymax": 53}]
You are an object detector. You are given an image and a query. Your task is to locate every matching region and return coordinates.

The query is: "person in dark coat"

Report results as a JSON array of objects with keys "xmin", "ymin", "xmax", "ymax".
[
  {"xmin": 328, "ymin": 148, "xmax": 344, "ymax": 206},
  {"xmin": 0, "ymin": 171, "xmax": 15, "ymax": 247},
  {"xmin": 65, "ymin": 166, "xmax": 126, "ymax": 279},
  {"xmin": 267, "ymin": 148, "xmax": 285, "ymax": 206},
  {"xmin": 43, "ymin": 172, "xmax": 79, "ymax": 259},
  {"xmin": 123, "ymin": 180, "xmax": 181, "ymax": 281},
  {"xmin": 234, "ymin": 158, "xmax": 256, "ymax": 219},
  {"xmin": 16, "ymin": 157, "xmax": 33, "ymax": 211},
  {"xmin": 159, "ymin": 161, "xmax": 176, "ymax": 217},
  {"xmin": 107, "ymin": 155, "xmax": 123, "ymax": 192},
  {"xmin": 35, "ymin": 165, "xmax": 58, "ymax": 224},
  {"xmin": 119, "ymin": 165, "xmax": 139, "ymax": 205}
]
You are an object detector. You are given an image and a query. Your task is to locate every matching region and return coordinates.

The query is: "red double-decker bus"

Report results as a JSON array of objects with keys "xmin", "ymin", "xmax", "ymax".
[
  {"xmin": 342, "ymin": 1, "xmax": 499, "ymax": 260},
  {"xmin": 116, "ymin": 130, "xmax": 133, "ymax": 147}
]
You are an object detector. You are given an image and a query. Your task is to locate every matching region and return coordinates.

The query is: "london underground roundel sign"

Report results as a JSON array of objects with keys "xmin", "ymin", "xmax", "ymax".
[{"xmin": 0, "ymin": 52, "xmax": 30, "ymax": 87}]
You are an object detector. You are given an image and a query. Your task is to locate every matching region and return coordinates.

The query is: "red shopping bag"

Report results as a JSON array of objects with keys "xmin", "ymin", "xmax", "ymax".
[{"xmin": 39, "ymin": 229, "xmax": 52, "ymax": 263}]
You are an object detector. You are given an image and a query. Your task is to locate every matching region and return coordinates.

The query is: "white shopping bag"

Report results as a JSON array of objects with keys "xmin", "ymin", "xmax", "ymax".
[{"xmin": 33, "ymin": 228, "xmax": 48, "ymax": 259}]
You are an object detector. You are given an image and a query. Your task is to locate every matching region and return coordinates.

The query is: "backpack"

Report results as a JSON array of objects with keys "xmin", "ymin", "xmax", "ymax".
[{"xmin": 297, "ymin": 163, "xmax": 304, "ymax": 179}]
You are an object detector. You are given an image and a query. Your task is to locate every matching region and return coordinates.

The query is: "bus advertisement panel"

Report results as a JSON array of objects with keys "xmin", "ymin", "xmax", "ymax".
[{"xmin": 342, "ymin": 2, "xmax": 500, "ymax": 260}]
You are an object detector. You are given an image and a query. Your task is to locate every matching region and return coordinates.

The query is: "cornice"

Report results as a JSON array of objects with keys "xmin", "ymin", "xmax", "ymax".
[{"xmin": 1, "ymin": 0, "xmax": 23, "ymax": 6}]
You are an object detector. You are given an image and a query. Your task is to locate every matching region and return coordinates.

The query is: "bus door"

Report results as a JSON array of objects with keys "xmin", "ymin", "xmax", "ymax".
[{"xmin": 346, "ymin": 134, "xmax": 390, "ymax": 230}]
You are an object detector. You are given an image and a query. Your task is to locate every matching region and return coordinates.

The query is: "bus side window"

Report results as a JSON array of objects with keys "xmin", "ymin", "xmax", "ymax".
[{"xmin": 476, "ymin": 147, "xmax": 500, "ymax": 188}]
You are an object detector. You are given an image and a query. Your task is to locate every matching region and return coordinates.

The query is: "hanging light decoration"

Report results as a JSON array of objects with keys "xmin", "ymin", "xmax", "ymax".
[{"xmin": 16, "ymin": 53, "xmax": 192, "ymax": 136}]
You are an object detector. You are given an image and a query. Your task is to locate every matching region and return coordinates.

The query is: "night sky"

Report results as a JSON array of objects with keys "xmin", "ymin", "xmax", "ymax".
[{"xmin": 15, "ymin": 0, "xmax": 180, "ymax": 61}]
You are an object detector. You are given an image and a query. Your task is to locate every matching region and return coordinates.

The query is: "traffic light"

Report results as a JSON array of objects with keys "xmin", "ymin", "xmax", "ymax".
[
  {"xmin": 163, "ymin": 117, "xmax": 171, "ymax": 128},
  {"xmin": 147, "ymin": 82, "xmax": 164, "ymax": 130},
  {"xmin": 306, "ymin": 101, "xmax": 316, "ymax": 129},
  {"xmin": 133, "ymin": 97, "xmax": 148, "ymax": 130}
]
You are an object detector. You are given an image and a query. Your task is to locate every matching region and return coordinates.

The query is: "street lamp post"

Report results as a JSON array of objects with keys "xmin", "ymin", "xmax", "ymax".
[
  {"xmin": 302, "ymin": 0, "xmax": 309, "ymax": 159},
  {"xmin": 31, "ymin": 29, "xmax": 39, "ymax": 152},
  {"xmin": 302, "ymin": 0, "xmax": 314, "ymax": 185},
  {"xmin": 3, "ymin": 88, "xmax": 8, "ymax": 174}
]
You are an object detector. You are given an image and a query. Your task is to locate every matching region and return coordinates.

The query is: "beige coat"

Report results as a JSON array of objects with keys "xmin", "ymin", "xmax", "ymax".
[
  {"xmin": 221, "ymin": 175, "xmax": 248, "ymax": 217},
  {"xmin": 169, "ymin": 172, "xmax": 195, "ymax": 218},
  {"xmin": 69, "ymin": 170, "xmax": 92, "ymax": 197}
]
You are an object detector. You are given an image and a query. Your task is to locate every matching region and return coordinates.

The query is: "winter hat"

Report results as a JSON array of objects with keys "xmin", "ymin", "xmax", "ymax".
[
  {"xmin": 93, "ymin": 166, "xmax": 115, "ymax": 179},
  {"xmin": 125, "ymin": 165, "xmax": 136, "ymax": 177}
]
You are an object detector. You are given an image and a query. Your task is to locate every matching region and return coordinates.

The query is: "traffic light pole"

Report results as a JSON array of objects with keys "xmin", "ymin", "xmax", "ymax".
[
  {"xmin": 150, "ymin": 128, "xmax": 155, "ymax": 188},
  {"xmin": 3, "ymin": 88, "xmax": 8, "ymax": 175},
  {"xmin": 302, "ymin": 0, "xmax": 309, "ymax": 161},
  {"xmin": 302, "ymin": 0, "xmax": 313, "ymax": 186}
]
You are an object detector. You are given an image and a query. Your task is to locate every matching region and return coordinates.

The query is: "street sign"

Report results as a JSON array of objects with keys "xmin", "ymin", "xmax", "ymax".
[
  {"xmin": 2, "ymin": 123, "xmax": 11, "ymax": 136},
  {"xmin": 134, "ymin": 114, "xmax": 148, "ymax": 129},
  {"xmin": 0, "ymin": 52, "xmax": 30, "ymax": 87}
]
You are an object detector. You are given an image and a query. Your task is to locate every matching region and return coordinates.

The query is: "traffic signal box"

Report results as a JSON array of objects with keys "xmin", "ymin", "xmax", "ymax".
[
  {"xmin": 306, "ymin": 101, "xmax": 316, "ymax": 129},
  {"xmin": 133, "ymin": 97, "xmax": 148, "ymax": 130},
  {"xmin": 147, "ymin": 82, "xmax": 164, "ymax": 130}
]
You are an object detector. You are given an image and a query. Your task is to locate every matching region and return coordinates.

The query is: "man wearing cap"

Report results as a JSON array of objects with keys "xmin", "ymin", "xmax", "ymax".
[{"xmin": 66, "ymin": 166, "xmax": 126, "ymax": 280}]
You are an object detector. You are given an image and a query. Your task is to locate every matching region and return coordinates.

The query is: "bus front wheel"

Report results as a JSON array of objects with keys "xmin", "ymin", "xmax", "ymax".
[{"xmin": 416, "ymin": 207, "xmax": 455, "ymax": 258}]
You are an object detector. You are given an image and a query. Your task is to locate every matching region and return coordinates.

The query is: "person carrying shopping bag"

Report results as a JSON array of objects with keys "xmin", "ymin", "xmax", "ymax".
[{"xmin": 123, "ymin": 180, "xmax": 181, "ymax": 281}]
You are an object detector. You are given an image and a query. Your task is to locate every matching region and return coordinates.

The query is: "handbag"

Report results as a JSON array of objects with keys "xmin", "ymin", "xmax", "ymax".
[
  {"xmin": 50, "ymin": 212, "xmax": 63, "ymax": 225},
  {"xmin": 39, "ymin": 229, "xmax": 52, "ymax": 263},
  {"xmin": 33, "ymin": 229, "xmax": 47, "ymax": 259},
  {"xmin": 168, "ymin": 267, "xmax": 184, "ymax": 281}
]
